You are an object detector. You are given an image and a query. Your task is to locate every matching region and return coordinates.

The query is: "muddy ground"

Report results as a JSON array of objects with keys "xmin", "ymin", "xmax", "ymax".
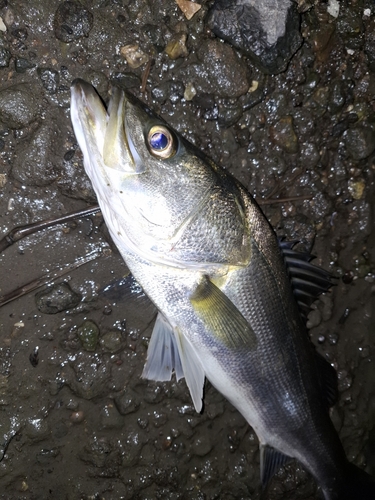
[{"xmin": 0, "ymin": 1, "xmax": 375, "ymax": 499}]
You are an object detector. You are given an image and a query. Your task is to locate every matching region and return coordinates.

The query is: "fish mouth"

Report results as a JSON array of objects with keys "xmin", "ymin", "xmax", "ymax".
[{"xmin": 70, "ymin": 78, "xmax": 139, "ymax": 174}]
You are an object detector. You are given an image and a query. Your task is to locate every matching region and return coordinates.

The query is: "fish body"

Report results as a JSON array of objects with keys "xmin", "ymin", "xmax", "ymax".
[{"xmin": 70, "ymin": 79, "xmax": 375, "ymax": 499}]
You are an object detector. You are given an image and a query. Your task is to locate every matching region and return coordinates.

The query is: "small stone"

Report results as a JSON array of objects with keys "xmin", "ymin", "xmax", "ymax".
[
  {"xmin": 70, "ymin": 410, "xmax": 85, "ymax": 423},
  {"xmin": 77, "ymin": 320, "xmax": 99, "ymax": 351},
  {"xmin": 0, "ymin": 83, "xmax": 41, "ymax": 129},
  {"xmin": 175, "ymin": 0, "xmax": 201, "ymax": 20},
  {"xmin": 306, "ymin": 308, "xmax": 322, "ymax": 329},
  {"xmin": 345, "ymin": 125, "xmax": 375, "ymax": 160},
  {"xmin": 348, "ymin": 178, "xmax": 365, "ymax": 200},
  {"xmin": 100, "ymin": 331, "xmax": 123, "ymax": 352},
  {"xmin": 184, "ymin": 82, "xmax": 196, "ymax": 101},
  {"xmin": 0, "ymin": 47, "xmax": 10, "ymax": 67},
  {"xmin": 269, "ymin": 116, "xmax": 299, "ymax": 154},
  {"xmin": 54, "ymin": 1, "xmax": 93, "ymax": 43},
  {"xmin": 100, "ymin": 404, "xmax": 123, "ymax": 429},
  {"xmin": 165, "ymin": 32, "xmax": 188, "ymax": 60},
  {"xmin": 35, "ymin": 283, "xmax": 81, "ymax": 314},
  {"xmin": 114, "ymin": 389, "xmax": 140, "ymax": 416},
  {"xmin": 120, "ymin": 44, "xmax": 149, "ymax": 68},
  {"xmin": 14, "ymin": 58, "xmax": 35, "ymax": 73},
  {"xmin": 37, "ymin": 67, "xmax": 60, "ymax": 94},
  {"xmin": 24, "ymin": 418, "xmax": 50, "ymax": 441},
  {"xmin": 193, "ymin": 435, "xmax": 212, "ymax": 457}
]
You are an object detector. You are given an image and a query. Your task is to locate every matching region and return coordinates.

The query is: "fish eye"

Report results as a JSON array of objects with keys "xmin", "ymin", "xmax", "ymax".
[{"xmin": 147, "ymin": 125, "xmax": 176, "ymax": 159}]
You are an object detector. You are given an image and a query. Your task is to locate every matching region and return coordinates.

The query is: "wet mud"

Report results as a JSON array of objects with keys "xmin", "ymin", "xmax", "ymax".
[{"xmin": 0, "ymin": 1, "xmax": 374, "ymax": 499}]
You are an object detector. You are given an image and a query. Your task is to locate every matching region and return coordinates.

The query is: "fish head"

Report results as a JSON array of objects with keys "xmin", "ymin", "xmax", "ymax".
[{"xmin": 70, "ymin": 79, "xmax": 249, "ymax": 269}]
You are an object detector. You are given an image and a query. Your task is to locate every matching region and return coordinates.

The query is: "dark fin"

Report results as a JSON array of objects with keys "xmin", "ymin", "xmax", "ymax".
[
  {"xmin": 279, "ymin": 240, "xmax": 335, "ymax": 319},
  {"xmin": 315, "ymin": 352, "xmax": 338, "ymax": 408},
  {"xmin": 99, "ymin": 273, "xmax": 154, "ymax": 309},
  {"xmin": 190, "ymin": 277, "xmax": 257, "ymax": 350},
  {"xmin": 142, "ymin": 312, "xmax": 205, "ymax": 413},
  {"xmin": 260, "ymin": 444, "xmax": 292, "ymax": 487}
]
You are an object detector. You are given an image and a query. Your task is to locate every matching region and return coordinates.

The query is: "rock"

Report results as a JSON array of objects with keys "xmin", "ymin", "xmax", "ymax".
[
  {"xmin": 344, "ymin": 125, "xmax": 375, "ymax": 160},
  {"xmin": 180, "ymin": 39, "xmax": 249, "ymax": 98},
  {"xmin": 151, "ymin": 80, "xmax": 185, "ymax": 104},
  {"xmin": 37, "ymin": 67, "xmax": 60, "ymax": 94},
  {"xmin": 269, "ymin": 115, "xmax": 299, "ymax": 154},
  {"xmin": 35, "ymin": 283, "xmax": 81, "ymax": 314},
  {"xmin": 54, "ymin": 1, "xmax": 93, "ymax": 43},
  {"xmin": 114, "ymin": 389, "xmax": 140, "ymax": 416},
  {"xmin": 77, "ymin": 320, "xmax": 99, "ymax": 352},
  {"xmin": 14, "ymin": 57, "xmax": 35, "ymax": 73},
  {"xmin": 120, "ymin": 44, "xmax": 149, "ymax": 69},
  {"xmin": 0, "ymin": 47, "xmax": 10, "ymax": 68},
  {"xmin": 176, "ymin": 0, "xmax": 202, "ymax": 20},
  {"xmin": 207, "ymin": 0, "xmax": 302, "ymax": 74},
  {"xmin": 11, "ymin": 107, "xmax": 66, "ymax": 186},
  {"xmin": 100, "ymin": 331, "xmax": 124, "ymax": 352},
  {"xmin": 165, "ymin": 33, "xmax": 188, "ymax": 60},
  {"xmin": 0, "ymin": 83, "xmax": 41, "ymax": 129}
]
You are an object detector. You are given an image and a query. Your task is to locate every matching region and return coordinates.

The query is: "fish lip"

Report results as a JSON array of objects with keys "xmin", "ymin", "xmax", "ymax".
[{"xmin": 70, "ymin": 78, "xmax": 108, "ymax": 157}]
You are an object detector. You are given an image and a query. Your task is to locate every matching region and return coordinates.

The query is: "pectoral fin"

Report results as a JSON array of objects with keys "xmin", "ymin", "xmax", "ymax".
[
  {"xmin": 190, "ymin": 277, "xmax": 257, "ymax": 350},
  {"xmin": 142, "ymin": 312, "xmax": 205, "ymax": 413}
]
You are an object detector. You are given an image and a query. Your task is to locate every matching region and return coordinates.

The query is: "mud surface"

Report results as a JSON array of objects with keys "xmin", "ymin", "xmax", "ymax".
[{"xmin": 0, "ymin": 1, "xmax": 375, "ymax": 499}]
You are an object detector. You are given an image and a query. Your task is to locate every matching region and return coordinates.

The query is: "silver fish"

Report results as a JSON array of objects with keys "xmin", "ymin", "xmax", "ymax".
[{"xmin": 70, "ymin": 79, "xmax": 375, "ymax": 500}]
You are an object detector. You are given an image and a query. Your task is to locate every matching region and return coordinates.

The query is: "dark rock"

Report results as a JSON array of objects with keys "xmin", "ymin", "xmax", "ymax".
[
  {"xmin": 269, "ymin": 115, "xmax": 299, "ymax": 154},
  {"xmin": 38, "ymin": 67, "xmax": 60, "ymax": 94},
  {"xmin": 0, "ymin": 83, "xmax": 41, "ymax": 129},
  {"xmin": 328, "ymin": 80, "xmax": 347, "ymax": 114},
  {"xmin": 35, "ymin": 283, "xmax": 81, "ymax": 314},
  {"xmin": 114, "ymin": 389, "xmax": 140, "ymax": 415},
  {"xmin": 217, "ymin": 102, "xmax": 243, "ymax": 127},
  {"xmin": 11, "ymin": 107, "xmax": 66, "ymax": 186},
  {"xmin": 0, "ymin": 47, "xmax": 11, "ymax": 68},
  {"xmin": 54, "ymin": 1, "xmax": 93, "ymax": 43},
  {"xmin": 14, "ymin": 58, "xmax": 35, "ymax": 73},
  {"xmin": 151, "ymin": 80, "xmax": 185, "ymax": 104},
  {"xmin": 344, "ymin": 125, "xmax": 375, "ymax": 160},
  {"xmin": 180, "ymin": 39, "xmax": 249, "ymax": 98},
  {"xmin": 11, "ymin": 27, "xmax": 28, "ymax": 40},
  {"xmin": 77, "ymin": 320, "xmax": 99, "ymax": 352},
  {"xmin": 207, "ymin": 0, "xmax": 302, "ymax": 74}
]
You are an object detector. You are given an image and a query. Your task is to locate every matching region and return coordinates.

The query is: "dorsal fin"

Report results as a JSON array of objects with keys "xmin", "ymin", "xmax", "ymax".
[{"xmin": 279, "ymin": 240, "xmax": 335, "ymax": 319}]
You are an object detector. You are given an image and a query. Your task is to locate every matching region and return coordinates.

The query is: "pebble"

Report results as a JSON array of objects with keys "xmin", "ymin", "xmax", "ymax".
[
  {"xmin": 0, "ymin": 83, "xmax": 41, "ymax": 129},
  {"xmin": 54, "ymin": 1, "xmax": 93, "ymax": 43},
  {"xmin": 344, "ymin": 125, "xmax": 375, "ymax": 160},
  {"xmin": 12, "ymin": 108, "xmax": 66, "ymax": 186},
  {"xmin": 77, "ymin": 320, "xmax": 99, "ymax": 351},
  {"xmin": 180, "ymin": 39, "xmax": 249, "ymax": 98},
  {"xmin": 348, "ymin": 178, "xmax": 365, "ymax": 200},
  {"xmin": 100, "ymin": 331, "xmax": 123, "ymax": 352},
  {"xmin": 114, "ymin": 389, "xmax": 140, "ymax": 416},
  {"xmin": 35, "ymin": 283, "xmax": 81, "ymax": 314},
  {"xmin": 269, "ymin": 116, "xmax": 299, "ymax": 154},
  {"xmin": 165, "ymin": 33, "xmax": 188, "ymax": 60},
  {"xmin": 120, "ymin": 44, "xmax": 149, "ymax": 69},
  {"xmin": 38, "ymin": 68, "xmax": 60, "ymax": 94}
]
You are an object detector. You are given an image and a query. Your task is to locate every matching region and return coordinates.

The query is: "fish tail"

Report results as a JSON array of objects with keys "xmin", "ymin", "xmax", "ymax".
[{"xmin": 325, "ymin": 463, "xmax": 375, "ymax": 500}]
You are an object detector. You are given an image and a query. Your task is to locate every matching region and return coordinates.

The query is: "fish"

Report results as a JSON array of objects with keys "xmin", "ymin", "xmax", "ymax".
[{"xmin": 70, "ymin": 78, "xmax": 375, "ymax": 500}]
